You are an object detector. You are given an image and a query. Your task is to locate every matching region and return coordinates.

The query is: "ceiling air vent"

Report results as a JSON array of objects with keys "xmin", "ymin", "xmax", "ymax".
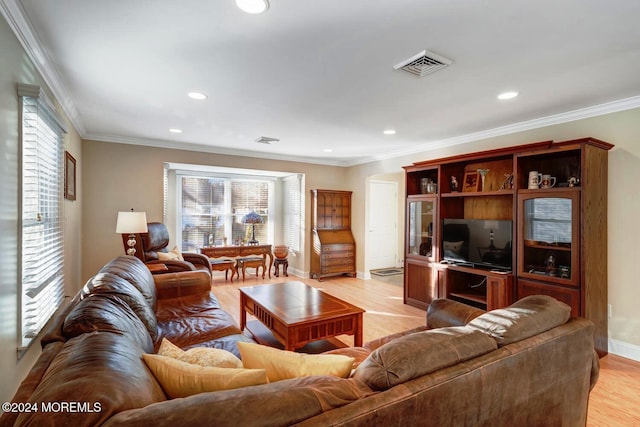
[
  {"xmin": 393, "ymin": 50, "xmax": 452, "ymax": 78},
  {"xmin": 255, "ymin": 136, "xmax": 279, "ymax": 144}
]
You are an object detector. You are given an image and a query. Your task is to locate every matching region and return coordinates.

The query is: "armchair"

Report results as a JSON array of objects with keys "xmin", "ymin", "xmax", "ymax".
[{"xmin": 121, "ymin": 222, "xmax": 212, "ymax": 275}]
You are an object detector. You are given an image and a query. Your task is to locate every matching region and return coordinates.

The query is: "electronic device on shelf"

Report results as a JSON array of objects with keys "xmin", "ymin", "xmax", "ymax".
[{"xmin": 441, "ymin": 218, "xmax": 513, "ymax": 272}]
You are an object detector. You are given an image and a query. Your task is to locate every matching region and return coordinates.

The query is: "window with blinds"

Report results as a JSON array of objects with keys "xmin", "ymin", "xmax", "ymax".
[
  {"xmin": 18, "ymin": 83, "xmax": 67, "ymax": 355},
  {"xmin": 283, "ymin": 174, "xmax": 302, "ymax": 251},
  {"xmin": 180, "ymin": 176, "xmax": 271, "ymax": 250}
]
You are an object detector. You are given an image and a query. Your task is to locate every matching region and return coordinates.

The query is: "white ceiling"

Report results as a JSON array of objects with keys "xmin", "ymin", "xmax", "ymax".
[{"xmin": 4, "ymin": 0, "xmax": 640, "ymax": 166}]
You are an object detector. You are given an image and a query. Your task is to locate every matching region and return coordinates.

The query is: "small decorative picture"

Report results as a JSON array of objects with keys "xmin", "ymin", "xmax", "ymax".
[
  {"xmin": 462, "ymin": 171, "xmax": 479, "ymax": 192},
  {"xmin": 65, "ymin": 151, "xmax": 76, "ymax": 201}
]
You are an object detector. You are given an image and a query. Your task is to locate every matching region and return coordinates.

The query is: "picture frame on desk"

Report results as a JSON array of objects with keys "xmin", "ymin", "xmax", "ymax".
[{"xmin": 462, "ymin": 171, "xmax": 479, "ymax": 192}]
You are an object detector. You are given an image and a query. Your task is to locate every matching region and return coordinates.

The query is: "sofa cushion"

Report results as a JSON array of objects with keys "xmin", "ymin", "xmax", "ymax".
[
  {"xmin": 82, "ymin": 272, "xmax": 158, "ymax": 342},
  {"xmin": 15, "ymin": 332, "xmax": 166, "ymax": 426},
  {"xmin": 323, "ymin": 346, "xmax": 371, "ymax": 370},
  {"xmin": 467, "ymin": 295, "xmax": 571, "ymax": 346},
  {"xmin": 103, "ymin": 376, "xmax": 373, "ymax": 427},
  {"xmin": 158, "ymin": 338, "xmax": 243, "ymax": 368},
  {"xmin": 99, "ymin": 255, "xmax": 158, "ymax": 311},
  {"xmin": 156, "ymin": 299, "xmax": 241, "ymax": 349},
  {"xmin": 142, "ymin": 354, "xmax": 268, "ymax": 398},
  {"xmin": 353, "ymin": 326, "xmax": 497, "ymax": 391},
  {"xmin": 237, "ymin": 342, "xmax": 354, "ymax": 382},
  {"xmin": 63, "ymin": 294, "xmax": 154, "ymax": 353}
]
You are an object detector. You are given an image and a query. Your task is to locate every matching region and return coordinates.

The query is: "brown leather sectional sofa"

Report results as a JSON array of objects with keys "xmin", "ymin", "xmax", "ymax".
[{"xmin": 1, "ymin": 255, "xmax": 599, "ymax": 426}]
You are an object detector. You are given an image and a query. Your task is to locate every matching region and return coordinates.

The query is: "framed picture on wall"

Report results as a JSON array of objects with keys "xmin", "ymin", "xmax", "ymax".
[
  {"xmin": 65, "ymin": 151, "xmax": 76, "ymax": 201},
  {"xmin": 462, "ymin": 171, "xmax": 479, "ymax": 192}
]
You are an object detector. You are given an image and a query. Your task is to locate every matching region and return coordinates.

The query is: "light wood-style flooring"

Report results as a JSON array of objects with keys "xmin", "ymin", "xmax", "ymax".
[{"xmin": 212, "ymin": 272, "xmax": 640, "ymax": 426}]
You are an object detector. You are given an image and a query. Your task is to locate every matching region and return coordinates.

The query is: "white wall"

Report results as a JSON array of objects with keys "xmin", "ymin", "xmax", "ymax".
[{"xmin": 0, "ymin": 14, "xmax": 83, "ymax": 404}]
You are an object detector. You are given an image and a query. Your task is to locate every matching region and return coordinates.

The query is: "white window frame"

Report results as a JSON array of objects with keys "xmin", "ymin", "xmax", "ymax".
[
  {"xmin": 18, "ymin": 83, "xmax": 67, "ymax": 357},
  {"xmin": 176, "ymin": 172, "xmax": 276, "ymax": 250}
]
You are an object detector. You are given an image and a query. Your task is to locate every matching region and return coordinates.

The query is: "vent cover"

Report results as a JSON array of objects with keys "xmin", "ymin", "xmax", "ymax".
[
  {"xmin": 393, "ymin": 50, "xmax": 452, "ymax": 77},
  {"xmin": 255, "ymin": 136, "xmax": 279, "ymax": 144}
]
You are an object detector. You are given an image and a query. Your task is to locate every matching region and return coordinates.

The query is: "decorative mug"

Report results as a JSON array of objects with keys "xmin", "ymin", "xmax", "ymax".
[
  {"xmin": 541, "ymin": 174, "xmax": 556, "ymax": 189},
  {"xmin": 528, "ymin": 171, "xmax": 542, "ymax": 189}
]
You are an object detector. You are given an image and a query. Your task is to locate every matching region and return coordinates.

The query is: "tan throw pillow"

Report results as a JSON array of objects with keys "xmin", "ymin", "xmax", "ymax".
[
  {"xmin": 157, "ymin": 246, "xmax": 184, "ymax": 261},
  {"xmin": 157, "ymin": 339, "xmax": 243, "ymax": 368},
  {"xmin": 142, "ymin": 354, "xmax": 267, "ymax": 398},
  {"xmin": 179, "ymin": 347, "xmax": 243, "ymax": 369},
  {"xmin": 157, "ymin": 338, "xmax": 184, "ymax": 359},
  {"xmin": 237, "ymin": 341, "xmax": 355, "ymax": 382}
]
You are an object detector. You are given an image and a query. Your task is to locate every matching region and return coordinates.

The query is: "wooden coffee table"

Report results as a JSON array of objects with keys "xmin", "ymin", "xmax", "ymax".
[{"xmin": 239, "ymin": 281, "xmax": 364, "ymax": 351}]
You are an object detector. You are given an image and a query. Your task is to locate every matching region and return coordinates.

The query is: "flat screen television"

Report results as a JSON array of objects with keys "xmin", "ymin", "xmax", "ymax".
[{"xmin": 441, "ymin": 218, "xmax": 513, "ymax": 271}]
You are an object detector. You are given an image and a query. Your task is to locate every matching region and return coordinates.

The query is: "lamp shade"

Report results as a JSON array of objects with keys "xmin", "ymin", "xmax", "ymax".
[
  {"xmin": 242, "ymin": 211, "xmax": 264, "ymax": 224},
  {"xmin": 116, "ymin": 211, "xmax": 148, "ymax": 234}
]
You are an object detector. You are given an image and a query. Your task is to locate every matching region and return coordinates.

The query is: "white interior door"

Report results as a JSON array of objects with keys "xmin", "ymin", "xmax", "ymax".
[{"xmin": 368, "ymin": 180, "xmax": 398, "ymax": 270}]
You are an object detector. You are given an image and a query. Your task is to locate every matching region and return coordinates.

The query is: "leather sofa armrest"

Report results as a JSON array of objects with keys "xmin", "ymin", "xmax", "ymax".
[
  {"xmin": 147, "ymin": 259, "xmax": 196, "ymax": 273},
  {"xmin": 154, "ymin": 271, "xmax": 212, "ymax": 299},
  {"xmin": 426, "ymin": 298, "xmax": 486, "ymax": 329},
  {"xmin": 183, "ymin": 252, "xmax": 213, "ymax": 274}
]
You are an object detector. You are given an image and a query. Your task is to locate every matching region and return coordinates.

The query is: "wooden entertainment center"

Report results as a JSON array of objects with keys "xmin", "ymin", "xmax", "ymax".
[{"xmin": 403, "ymin": 138, "xmax": 612, "ymax": 355}]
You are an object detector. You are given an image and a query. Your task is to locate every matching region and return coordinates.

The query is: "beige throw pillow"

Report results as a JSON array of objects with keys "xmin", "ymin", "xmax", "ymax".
[
  {"xmin": 237, "ymin": 341, "xmax": 354, "ymax": 382},
  {"xmin": 157, "ymin": 338, "xmax": 243, "ymax": 368},
  {"xmin": 157, "ymin": 338, "xmax": 184, "ymax": 358},
  {"xmin": 142, "ymin": 354, "xmax": 267, "ymax": 398},
  {"xmin": 157, "ymin": 246, "xmax": 184, "ymax": 261}
]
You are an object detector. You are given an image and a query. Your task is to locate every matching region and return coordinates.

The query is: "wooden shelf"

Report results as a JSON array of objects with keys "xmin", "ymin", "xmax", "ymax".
[
  {"xmin": 441, "ymin": 189, "xmax": 514, "ymax": 198},
  {"xmin": 449, "ymin": 292, "xmax": 487, "ymax": 305},
  {"xmin": 403, "ymin": 138, "xmax": 612, "ymax": 356}
]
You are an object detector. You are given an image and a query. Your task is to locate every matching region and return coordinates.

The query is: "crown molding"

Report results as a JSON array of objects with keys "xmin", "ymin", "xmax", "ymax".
[
  {"xmin": 3, "ymin": 0, "xmax": 639, "ymax": 167},
  {"xmin": 365, "ymin": 95, "xmax": 640, "ymax": 165},
  {"xmin": 0, "ymin": 0, "xmax": 85, "ymax": 135},
  {"xmin": 84, "ymin": 132, "xmax": 356, "ymax": 167}
]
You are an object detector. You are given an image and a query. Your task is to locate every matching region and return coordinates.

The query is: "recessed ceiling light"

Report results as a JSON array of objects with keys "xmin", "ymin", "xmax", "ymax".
[
  {"xmin": 187, "ymin": 92, "xmax": 207, "ymax": 100},
  {"xmin": 236, "ymin": 0, "xmax": 269, "ymax": 14},
  {"xmin": 323, "ymin": 149, "xmax": 333, "ymax": 153},
  {"xmin": 169, "ymin": 128, "xmax": 183, "ymax": 134},
  {"xmin": 383, "ymin": 129, "xmax": 397, "ymax": 135},
  {"xmin": 497, "ymin": 91, "xmax": 519, "ymax": 100}
]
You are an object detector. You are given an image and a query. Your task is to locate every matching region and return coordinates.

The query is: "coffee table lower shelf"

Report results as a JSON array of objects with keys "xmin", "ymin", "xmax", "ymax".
[{"xmin": 244, "ymin": 320, "xmax": 348, "ymax": 354}]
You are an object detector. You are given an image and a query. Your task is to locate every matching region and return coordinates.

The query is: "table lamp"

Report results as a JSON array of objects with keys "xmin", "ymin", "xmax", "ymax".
[
  {"xmin": 242, "ymin": 210, "xmax": 263, "ymax": 245},
  {"xmin": 116, "ymin": 209, "xmax": 148, "ymax": 256}
]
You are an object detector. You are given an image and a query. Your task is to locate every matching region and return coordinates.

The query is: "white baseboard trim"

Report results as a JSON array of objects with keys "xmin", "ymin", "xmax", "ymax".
[{"xmin": 608, "ymin": 339, "xmax": 640, "ymax": 362}]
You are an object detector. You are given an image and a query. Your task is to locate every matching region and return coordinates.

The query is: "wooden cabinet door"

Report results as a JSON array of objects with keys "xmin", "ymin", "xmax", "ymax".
[
  {"xmin": 405, "ymin": 259, "xmax": 436, "ymax": 310},
  {"xmin": 332, "ymin": 192, "xmax": 351, "ymax": 229},
  {"xmin": 315, "ymin": 191, "xmax": 334, "ymax": 229},
  {"xmin": 486, "ymin": 275, "xmax": 514, "ymax": 310},
  {"xmin": 517, "ymin": 278, "xmax": 580, "ymax": 316}
]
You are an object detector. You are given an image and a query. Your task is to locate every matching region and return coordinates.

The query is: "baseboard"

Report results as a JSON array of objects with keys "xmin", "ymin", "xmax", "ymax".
[{"xmin": 609, "ymin": 338, "xmax": 640, "ymax": 362}]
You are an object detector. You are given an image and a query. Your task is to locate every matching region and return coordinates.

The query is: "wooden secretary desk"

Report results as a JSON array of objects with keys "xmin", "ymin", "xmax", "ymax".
[{"xmin": 310, "ymin": 189, "xmax": 356, "ymax": 281}]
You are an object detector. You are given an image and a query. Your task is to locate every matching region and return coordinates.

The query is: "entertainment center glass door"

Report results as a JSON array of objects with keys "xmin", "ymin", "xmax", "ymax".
[
  {"xmin": 518, "ymin": 191, "xmax": 579, "ymax": 286},
  {"xmin": 407, "ymin": 197, "xmax": 436, "ymax": 259}
]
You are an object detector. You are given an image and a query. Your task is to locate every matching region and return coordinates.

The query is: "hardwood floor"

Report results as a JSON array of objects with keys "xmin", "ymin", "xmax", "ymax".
[{"xmin": 212, "ymin": 272, "xmax": 640, "ymax": 426}]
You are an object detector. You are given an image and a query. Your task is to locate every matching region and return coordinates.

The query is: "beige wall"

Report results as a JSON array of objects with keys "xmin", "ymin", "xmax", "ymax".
[
  {"xmin": 81, "ymin": 140, "xmax": 349, "ymax": 281},
  {"xmin": 348, "ymin": 108, "xmax": 640, "ymax": 358},
  {"xmin": 0, "ymin": 14, "xmax": 83, "ymax": 404}
]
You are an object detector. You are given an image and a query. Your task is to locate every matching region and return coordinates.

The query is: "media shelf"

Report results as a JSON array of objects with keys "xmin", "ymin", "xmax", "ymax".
[
  {"xmin": 440, "ymin": 189, "xmax": 514, "ymax": 198},
  {"xmin": 404, "ymin": 138, "xmax": 613, "ymax": 356}
]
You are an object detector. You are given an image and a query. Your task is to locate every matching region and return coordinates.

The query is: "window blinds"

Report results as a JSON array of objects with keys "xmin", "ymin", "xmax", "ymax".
[
  {"xmin": 18, "ymin": 83, "xmax": 67, "ymax": 354},
  {"xmin": 283, "ymin": 174, "xmax": 302, "ymax": 251}
]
